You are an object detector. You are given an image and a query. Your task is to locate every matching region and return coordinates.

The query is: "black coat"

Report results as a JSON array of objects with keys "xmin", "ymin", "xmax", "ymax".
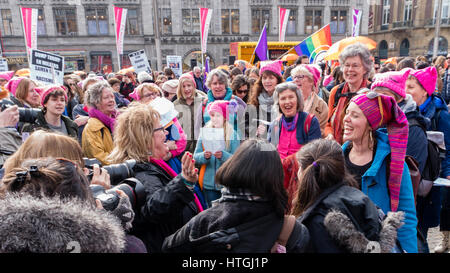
[
  {"xmin": 298, "ymin": 184, "xmax": 382, "ymax": 253},
  {"xmin": 21, "ymin": 111, "xmax": 79, "ymax": 139},
  {"xmin": 162, "ymin": 199, "xmax": 310, "ymax": 253},
  {"xmin": 130, "ymin": 162, "xmax": 199, "ymax": 253},
  {"xmin": 120, "ymin": 82, "xmax": 136, "ymax": 101}
]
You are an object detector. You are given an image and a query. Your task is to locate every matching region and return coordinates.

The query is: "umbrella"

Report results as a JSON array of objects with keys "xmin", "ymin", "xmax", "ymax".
[
  {"xmin": 323, "ymin": 36, "xmax": 377, "ymax": 61},
  {"xmin": 281, "ymin": 53, "xmax": 299, "ymax": 65}
]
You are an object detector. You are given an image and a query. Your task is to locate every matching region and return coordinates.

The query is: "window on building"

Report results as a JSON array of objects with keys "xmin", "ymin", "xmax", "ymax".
[
  {"xmin": 90, "ymin": 52, "xmax": 112, "ymax": 73},
  {"xmin": 382, "ymin": 0, "xmax": 390, "ymax": 25},
  {"xmin": 379, "ymin": 40, "xmax": 388, "ymax": 59},
  {"xmin": 126, "ymin": 9, "xmax": 139, "ymax": 35},
  {"xmin": 182, "ymin": 9, "xmax": 200, "ymax": 35},
  {"xmin": 160, "ymin": 8, "xmax": 172, "ymax": 35},
  {"xmin": 0, "ymin": 9, "xmax": 12, "ymax": 36},
  {"xmin": 305, "ymin": 9, "xmax": 322, "ymax": 35},
  {"xmin": 222, "ymin": 9, "xmax": 239, "ymax": 34},
  {"xmin": 86, "ymin": 7, "xmax": 108, "ymax": 35},
  {"xmin": 330, "ymin": 10, "xmax": 347, "ymax": 34},
  {"xmin": 37, "ymin": 9, "xmax": 46, "ymax": 36},
  {"xmin": 400, "ymin": 39, "xmax": 410, "ymax": 56},
  {"xmin": 404, "ymin": 0, "xmax": 412, "ymax": 22},
  {"xmin": 285, "ymin": 9, "xmax": 296, "ymax": 35},
  {"xmin": 434, "ymin": 0, "xmax": 450, "ymax": 19},
  {"xmin": 54, "ymin": 8, "xmax": 78, "ymax": 36},
  {"xmin": 252, "ymin": 9, "xmax": 270, "ymax": 34}
]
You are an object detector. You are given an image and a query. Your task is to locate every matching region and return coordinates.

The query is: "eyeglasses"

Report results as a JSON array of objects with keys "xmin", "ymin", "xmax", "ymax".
[
  {"xmin": 293, "ymin": 75, "xmax": 306, "ymax": 80},
  {"xmin": 143, "ymin": 92, "xmax": 159, "ymax": 98},
  {"xmin": 69, "ymin": 83, "xmax": 76, "ymax": 86},
  {"xmin": 153, "ymin": 126, "xmax": 165, "ymax": 134},
  {"xmin": 236, "ymin": 89, "xmax": 248, "ymax": 94}
]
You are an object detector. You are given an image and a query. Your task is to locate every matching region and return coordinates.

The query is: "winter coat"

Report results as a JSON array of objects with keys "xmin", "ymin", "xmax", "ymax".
[
  {"xmin": 72, "ymin": 103, "xmax": 89, "ymax": 143},
  {"xmin": 120, "ymin": 81, "xmax": 136, "ymax": 101},
  {"xmin": 342, "ymin": 130, "xmax": 418, "ymax": 253},
  {"xmin": 162, "ymin": 199, "xmax": 310, "ymax": 253},
  {"xmin": 81, "ymin": 117, "xmax": 113, "ymax": 166},
  {"xmin": 114, "ymin": 92, "xmax": 130, "ymax": 108},
  {"xmin": 130, "ymin": 162, "xmax": 200, "ymax": 253},
  {"xmin": 174, "ymin": 90, "xmax": 207, "ymax": 153},
  {"xmin": 194, "ymin": 76, "xmax": 207, "ymax": 93},
  {"xmin": 0, "ymin": 127, "xmax": 21, "ymax": 167},
  {"xmin": 21, "ymin": 111, "xmax": 78, "ymax": 139},
  {"xmin": 0, "ymin": 193, "xmax": 126, "ymax": 253},
  {"xmin": 442, "ymin": 69, "xmax": 450, "ymax": 104},
  {"xmin": 193, "ymin": 129, "xmax": 240, "ymax": 191}
]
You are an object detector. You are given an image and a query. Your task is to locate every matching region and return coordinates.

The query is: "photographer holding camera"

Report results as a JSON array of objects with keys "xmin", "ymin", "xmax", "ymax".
[
  {"xmin": 0, "ymin": 104, "xmax": 21, "ymax": 170},
  {"xmin": 107, "ymin": 103, "xmax": 203, "ymax": 253}
]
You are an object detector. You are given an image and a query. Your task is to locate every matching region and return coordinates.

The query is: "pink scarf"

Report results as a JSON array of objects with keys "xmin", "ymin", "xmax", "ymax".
[
  {"xmin": 150, "ymin": 158, "xmax": 204, "ymax": 212},
  {"xmin": 88, "ymin": 108, "xmax": 118, "ymax": 133}
]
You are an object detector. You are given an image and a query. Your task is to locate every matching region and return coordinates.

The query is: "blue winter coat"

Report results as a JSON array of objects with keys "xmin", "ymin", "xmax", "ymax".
[
  {"xmin": 342, "ymin": 130, "xmax": 418, "ymax": 253},
  {"xmin": 193, "ymin": 129, "xmax": 240, "ymax": 191},
  {"xmin": 441, "ymin": 69, "xmax": 450, "ymax": 104}
]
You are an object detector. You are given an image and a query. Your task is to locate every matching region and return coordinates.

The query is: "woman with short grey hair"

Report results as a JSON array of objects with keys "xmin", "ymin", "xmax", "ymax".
[
  {"xmin": 324, "ymin": 42, "xmax": 373, "ymax": 144},
  {"xmin": 82, "ymin": 81, "xmax": 118, "ymax": 165}
]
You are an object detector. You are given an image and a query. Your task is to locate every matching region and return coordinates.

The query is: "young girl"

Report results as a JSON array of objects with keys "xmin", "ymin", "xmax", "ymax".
[{"xmin": 194, "ymin": 100, "xmax": 240, "ymax": 207}]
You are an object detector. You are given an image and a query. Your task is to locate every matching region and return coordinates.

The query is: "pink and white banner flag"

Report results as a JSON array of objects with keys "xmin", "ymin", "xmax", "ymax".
[
  {"xmin": 279, "ymin": 7, "xmax": 290, "ymax": 42},
  {"xmin": 114, "ymin": 6, "xmax": 127, "ymax": 68},
  {"xmin": 352, "ymin": 9, "xmax": 362, "ymax": 37},
  {"xmin": 20, "ymin": 7, "xmax": 38, "ymax": 60},
  {"xmin": 200, "ymin": 8, "xmax": 213, "ymax": 53}
]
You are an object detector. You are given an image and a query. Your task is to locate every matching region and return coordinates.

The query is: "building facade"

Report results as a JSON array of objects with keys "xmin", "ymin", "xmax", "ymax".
[
  {"xmin": 368, "ymin": 0, "xmax": 450, "ymax": 60},
  {"xmin": 1, "ymin": 0, "xmax": 369, "ymax": 72}
]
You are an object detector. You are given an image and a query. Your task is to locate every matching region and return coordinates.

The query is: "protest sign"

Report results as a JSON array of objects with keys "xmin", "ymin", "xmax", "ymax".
[
  {"xmin": 30, "ymin": 49, "xmax": 64, "ymax": 85},
  {"xmin": 200, "ymin": 128, "xmax": 225, "ymax": 154},
  {"xmin": 0, "ymin": 58, "xmax": 8, "ymax": 72},
  {"xmin": 166, "ymin": 55, "xmax": 182, "ymax": 78},
  {"xmin": 128, "ymin": 49, "xmax": 152, "ymax": 74}
]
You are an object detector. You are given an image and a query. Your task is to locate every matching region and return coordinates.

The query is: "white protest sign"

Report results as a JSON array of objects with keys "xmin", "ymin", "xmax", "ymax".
[
  {"xmin": 30, "ymin": 49, "xmax": 64, "ymax": 85},
  {"xmin": 0, "ymin": 58, "xmax": 8, "ymax": 72},
  {"xmin": 128, "ymin": 49, "xmax": 152, "ymax": 74},
  {"xmin": 166, "ymin": 55, "xmax": 182, "ymax": 78},
  {"xmin": 200, "ymin": 128, "xmax": 225, "ymax": 154}
]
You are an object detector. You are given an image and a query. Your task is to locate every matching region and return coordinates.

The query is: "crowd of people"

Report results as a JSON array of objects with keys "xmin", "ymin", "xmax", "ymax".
[{"xmin": 0, "ymin": 42, "xmax": 449, "ymax": 254}]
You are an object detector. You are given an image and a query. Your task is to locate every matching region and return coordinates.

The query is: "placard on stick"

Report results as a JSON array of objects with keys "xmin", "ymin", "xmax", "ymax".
[
  {"xmin": 30, "ymin": 49, "xmax": 64, "ymax": 85},
  {"xmin": 128, "ymin": 49, "xmax": 152, "ymax": 74}
]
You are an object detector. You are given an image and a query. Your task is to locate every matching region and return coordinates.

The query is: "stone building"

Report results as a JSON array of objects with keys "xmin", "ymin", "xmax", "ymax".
[
  {"xmin": 368, "ymin": 0, "xmax": 450, "ymax": 60},
  {"xmin": 0, "ymin": 0, "xmax": 369, "ymax": 72}
]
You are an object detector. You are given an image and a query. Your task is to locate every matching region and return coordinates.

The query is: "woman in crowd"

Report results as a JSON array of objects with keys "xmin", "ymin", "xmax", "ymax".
[
  {"xmin": 107, "ymin": 77, "xmax": 129, "ymax": 108},
  {"xmin": 107, "ymin": 103, "xmax": 202, "ymax": 253},
  {"xmin": 22, "ymin": 85, "xmax": 78, "ymax": 138},
  {"xmin": 129, "ymin": 82, "xmax": 163, "ymax": 104},
  {"xmin": 137, "ymin": 71, "xmax": 154, "ymax": 84},
  {"xmin": 267, "ymin": 82, "xmax": 321, "ymax": 208},
  {"xmin": 324, "ymin": 43, "xmax": 373, "ymax": 144},
  {"xmin": 62, "ymin": 75, "xmax": 79, "ymax": 118},
  {"xmin": 162, "ymin": 79, "xmax": 179, "ymax": 102},
  {"xmin": 155, "ymin": 75, "xmax": 168, "ymax": 89},
  {"xmin": 5, "ymin": 77, "xmax": 41, "ymax": 108},
  {"xmin": 248, "ymin": 61, "xmax": 284, "ymax": 139},
  {"xmin": 230, "ymin": 67, "xmax": 243, "ymax": 83},
  {"xmin": 291, "ymin": 64, "xmax": 328, "ymax": 136},
  {"xmin": 174, "ymin": 73, "xmax": 207, "ymax": 154},
  {"xmin": 82, "ymin": 81, "xmax": 117, "ymax": 166},
  {"xmin": 326, "ymin": 66, "xmax": 344, "ymax": 91},
  {"xmin": 0, "ymin": 71, "xmax": 14, "ymax": 100},
  {"xmin": 194, "ymin": 100, "xmax": 240, "ymax": 207},
  {"xmin": 119, "ymin": 71, "xmax": 137, "ymax": 101},
  {"xmin": 406, "ymin": 66, "xmax": 450, "ymax": 253},
  {"xmin": 231, "ymin": 74, "xmax": 250, "ymax": 104},
  {"xmin": 292, "ymin": 139, "xmax": 405, "ymax": 253},
  {"xmin": 341, "ymin": 91, "xmax": 418, "ymax": 253},
  {"xmin": 163, "ymin": 139, "xmax": 310, "ymax": 253}
]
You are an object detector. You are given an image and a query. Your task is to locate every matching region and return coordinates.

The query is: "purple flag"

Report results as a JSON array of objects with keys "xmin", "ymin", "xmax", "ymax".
[
  {"xmin": 203, "ymin": 56, "xmax": 210, "ymax": 86},
  {"xmin": 254, "ymin": 24, "xmax": 268, "ymax": 63}
]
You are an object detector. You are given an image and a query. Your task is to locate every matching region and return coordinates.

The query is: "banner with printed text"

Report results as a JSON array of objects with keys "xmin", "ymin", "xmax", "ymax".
[
  {"xmin": 114, "ymin": 6, "xmax": 127, "ymax": 69},
  {"xmin": 279, "ymin": 7, "xmax": 290, "ymax": 42},
  {"xmin": 20, "ymin": 7, "xmax": 38, "ymax": 61},
  {"xmin": 200, "ymin": 8, "xmax": 213, "ymax": 53}
]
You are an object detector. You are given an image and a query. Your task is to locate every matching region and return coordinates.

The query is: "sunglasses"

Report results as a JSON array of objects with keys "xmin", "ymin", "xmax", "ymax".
[{"xmin": 236, "ymin": 89, "xmax": 248, "ymax": 95}]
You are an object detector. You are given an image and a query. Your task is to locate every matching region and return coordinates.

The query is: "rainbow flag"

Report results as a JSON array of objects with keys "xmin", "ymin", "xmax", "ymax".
[{"xmin": 294, "ymin": 24, "xmax": 332, "ymax": 63}]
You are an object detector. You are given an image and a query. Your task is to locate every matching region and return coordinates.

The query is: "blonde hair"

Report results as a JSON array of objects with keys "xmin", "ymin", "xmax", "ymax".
[
  {"xmin": 204, "ymin": 119, "xmax": 236, "ymax": 150},
  {"xmin": 3, "ymin": 130, "xmax": 84, "ymax": 174},
  {"xmin": 136, "ymin": 83, "xmax": 163, "ymax": 100},
  {"xmin": 177, "ymin": 76, "xmax": 196, "ymax": 100},
  {"xmin": 107, "ymin": 104, "xmax": 160, "ymax": 163}
]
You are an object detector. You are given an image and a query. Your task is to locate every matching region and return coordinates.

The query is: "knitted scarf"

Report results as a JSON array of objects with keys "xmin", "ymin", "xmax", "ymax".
[
  {"xmin": 333, "ymin": 79, "xmax": 368, "ymax": 144},
  {"xmin": 281, "ymin": 113, "xmax": 299, "ymax": 131},
  {"xmin": 88, "ymin": 108, "xmax": 118, "ymax": 133},
  {"xmin": 351, "ymin": 92, "xmax": 409, "ymax": 212}
]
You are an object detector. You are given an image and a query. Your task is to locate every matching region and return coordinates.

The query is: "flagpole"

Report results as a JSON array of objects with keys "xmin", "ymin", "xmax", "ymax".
[{"xmin": 276, "ymin": 24, "xmax": 330, "ymax": 60}]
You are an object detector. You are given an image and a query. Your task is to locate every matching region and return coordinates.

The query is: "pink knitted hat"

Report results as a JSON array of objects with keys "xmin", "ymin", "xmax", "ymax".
[
  {"xmin": 39, "ymin": 85, "xmax": 68, "ymax": 106},
  {"xmin": 179, "ymin": 73, "xmax": 196, "ymax": 88},
  {"xmin": 0, "ymin": 71, "xmax": 15, "ymax": 82},
  {"xmin": 371, "ymin": 69, "xmax": 411, "ymax": 98},
  {"xmin": 301, "ymin": 64, "xmax": 321, "ymax": 87},
  {"xmin": 410, "ymin": 66, "xmax": 438, "ymax": 96},
  {"xmin": 207, "ymin": 100, "xmax": 231, "ymax": 121},
  {"xmin": 260, "ymin": 60, "xmax": 283, "ymax": 77},
  {"xmin": 129, "ymin": 87, "xmax": 140, "ymax": 101},
  {"xmin": 351, "ymin": 91, "xmax": 409, "ymax": 212},
  {"xmin": 5, "ymin": 77, "xmax": 28, "ymax": 96}
]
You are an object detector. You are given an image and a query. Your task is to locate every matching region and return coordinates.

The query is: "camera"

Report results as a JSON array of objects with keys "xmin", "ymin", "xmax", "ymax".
[
  {"xmin": 0, "ymin": 99, "xmax": 41, "ymax": 123},
  {"xmin": 90, "ymin": 178, "xmax": 145, "ymax": 211},
  {"xmin": 84, "ymin": 158, "xmax": 137, "ymax": 186}
]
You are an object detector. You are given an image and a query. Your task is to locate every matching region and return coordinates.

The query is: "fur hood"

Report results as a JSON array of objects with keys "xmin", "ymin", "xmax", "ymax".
[{"xmin": 0, "ymin": 193, "xmax": 126, "ymax": 253}]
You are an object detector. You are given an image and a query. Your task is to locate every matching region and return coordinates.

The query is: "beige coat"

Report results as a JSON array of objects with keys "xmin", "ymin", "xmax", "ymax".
[{"xmin": 304, "ymin": 93, "xmax": 328, "ymax": 137}]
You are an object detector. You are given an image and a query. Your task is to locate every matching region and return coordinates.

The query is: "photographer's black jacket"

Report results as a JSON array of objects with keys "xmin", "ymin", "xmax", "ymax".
[{"xmin": 130, "ymin": 162, "xmax": 199, "ymax": 253}]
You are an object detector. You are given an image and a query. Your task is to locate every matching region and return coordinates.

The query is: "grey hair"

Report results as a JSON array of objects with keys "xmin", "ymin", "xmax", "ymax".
[
  {"xmin": 205, "ymin": 68, "xmax": 229, "ymax": 89},
  {"xmin": 273, "ymin": 82, "xmax": 304, "ymax": 114},
  {"xmin": 339, "ymin": 42, "xmax": 374, "ymax": 78},
  {"xmin": 84, "ymin": 81, "xmax": 112, "ymax": 109},
  {"xmin": 193, "ymin": 66, "xmax": 201, "ymax": 72}
]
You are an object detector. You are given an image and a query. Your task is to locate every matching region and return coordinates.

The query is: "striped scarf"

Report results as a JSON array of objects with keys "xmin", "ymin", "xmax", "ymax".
[{"xmin": 351, "ymin": 92, "xmax": 409, "ymax": 212}]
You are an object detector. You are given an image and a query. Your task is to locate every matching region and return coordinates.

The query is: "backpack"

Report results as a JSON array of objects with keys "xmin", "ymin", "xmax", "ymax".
[
  {"xmin": 408, "ymin": 112, "xmax": 445, "ymax": 197},
  {"xmin": 386, "ymin": 155, "xmax": 421, "ymax": 203},
  {"xmin": 332, "ymin": 83, "xmax": 359, "ymax": 108}
]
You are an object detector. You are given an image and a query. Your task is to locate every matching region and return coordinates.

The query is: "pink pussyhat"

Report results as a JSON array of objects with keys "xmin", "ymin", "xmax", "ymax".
[
  {"xmin": 410, "ymin": 66, "xmax": 438, "ymax": 96},
  {"xmin": 179, "ymin": 73, "xmax": 197, "ymax": 88},
  {"xmin": 129, "ymin": 87, "xmax": 140, "ymax": 101},
  {"xmin": 301, "ymin": 64, "xmax": 321, "ymax": 87},
  {"xmin": 39, "ymin": 85, "xmax": 68, "ymax": 106},
  {"xmin": 371, "ymin": 68, "xmax": 411, "ymax": 98},
  {"xmin": 260, "ymin": 60, "xmax": 283, "ymax": 77},
  {"xmin": 5, "ymin": 77, "xmax": 28, "ymax": 96},
  {"xmin": 206, "ymin": 100, "xmax": 231, "ymax": 121},
  {"xmin": 0, "ymin": 71, "xmax": 15, "ymax": 82}
]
